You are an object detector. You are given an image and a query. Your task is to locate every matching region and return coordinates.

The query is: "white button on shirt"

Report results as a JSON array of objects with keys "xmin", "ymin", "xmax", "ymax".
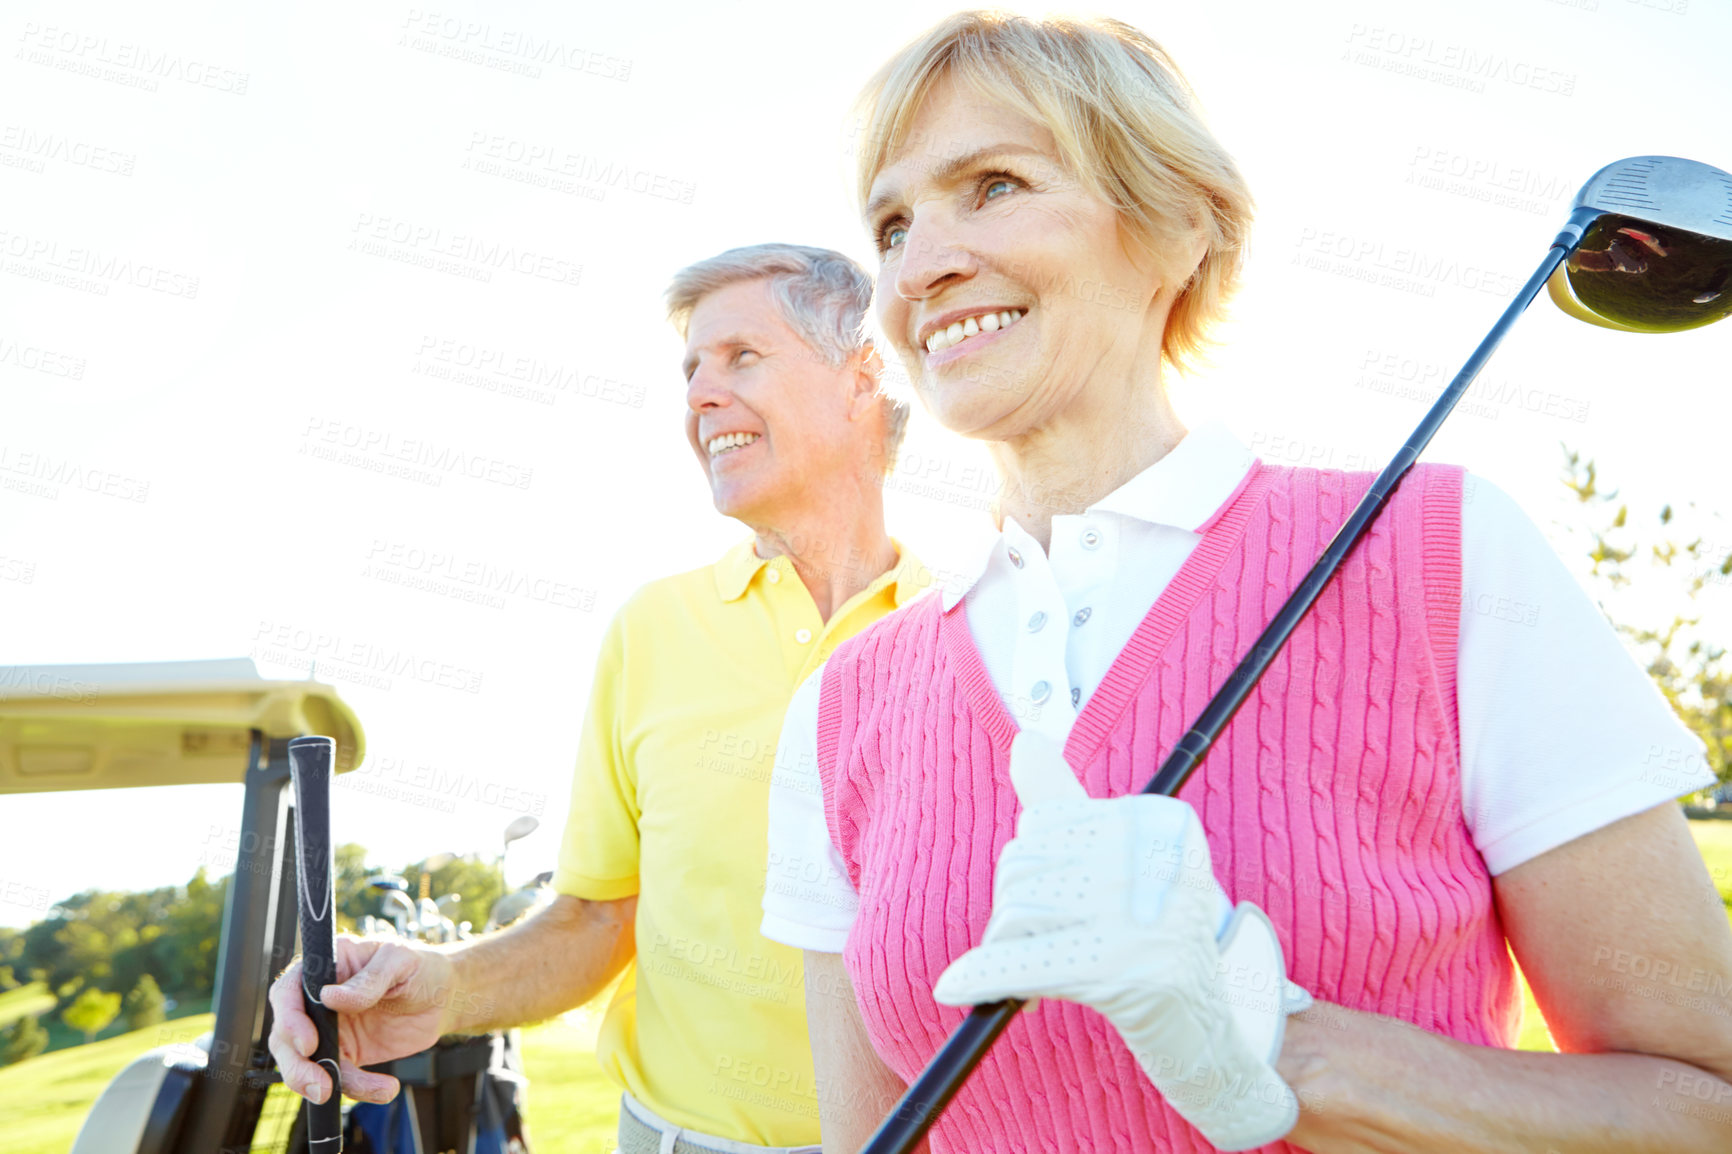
[
  {"xmin": 962, "ymin": 423, "xmax": 1256, "ymax": 733},
  {"xmin": 760, "ymin": 420, "xmax": 1713, "ymax": 953}
]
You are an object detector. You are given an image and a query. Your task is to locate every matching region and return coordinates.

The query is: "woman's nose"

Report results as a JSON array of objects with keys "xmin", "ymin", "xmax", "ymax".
[{"xmin": 895, "ymin": 214, "xmax": 976, "ymax": 302}]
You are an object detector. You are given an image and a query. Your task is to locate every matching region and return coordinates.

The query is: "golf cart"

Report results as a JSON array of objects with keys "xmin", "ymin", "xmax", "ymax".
[{"xmin": 1, "ymin": 658, "xmax": 364, "ymax": 1152}]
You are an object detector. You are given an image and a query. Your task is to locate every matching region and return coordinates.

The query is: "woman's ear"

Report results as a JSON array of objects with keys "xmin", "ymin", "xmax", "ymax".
[
  {"xmin": 1181, "ymin": 228, "xmax": 1209, "ymax": 289},
  {"xmin": 1123, "ymin": 217, "xmax": 1209, "ymax": 305},
  {"xmin": 1166, "ymin": 214, "xmax": 1210, "ymax": 295}
]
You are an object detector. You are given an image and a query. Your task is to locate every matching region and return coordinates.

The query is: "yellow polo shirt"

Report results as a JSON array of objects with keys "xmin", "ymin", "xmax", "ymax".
[{"xmin": 554, "ymin": 537, "xmax": 927, "ymax": 1144}]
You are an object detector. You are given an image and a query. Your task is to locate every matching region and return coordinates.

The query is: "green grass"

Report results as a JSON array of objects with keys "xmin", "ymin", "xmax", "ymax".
[
  {"xmin": 0, "ymin": 1012, "xmax": 213, "ymax": 1154},
  {"xmin": 517, "ymin": 1016, "xmax": 621, "ymax": 1151},
  {"xmin": 0, "ymin": 982, "xmax": 56, "ymax": 1028},
  {"xmin": 4, "ymin": 819, "xmax": 1732, "ymax": 1149},
  {"xmin": 0, "ymin": 1010, "xmax": 621, "ymax": 1154},
  {"xmin": 1689, "ymin": 819, "xmax": 1732, "ymax": 907}
]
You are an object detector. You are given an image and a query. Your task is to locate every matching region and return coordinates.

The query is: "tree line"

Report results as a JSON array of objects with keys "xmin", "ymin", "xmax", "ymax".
[{"xmin": 0, "ymin": 845, "xmax": 507, "ymax": 1066}]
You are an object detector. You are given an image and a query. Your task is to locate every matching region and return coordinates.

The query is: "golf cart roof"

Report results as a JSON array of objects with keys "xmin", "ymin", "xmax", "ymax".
[{"xmin": 0, "ymin": 658, "xmax": 364, "ymax": 794}]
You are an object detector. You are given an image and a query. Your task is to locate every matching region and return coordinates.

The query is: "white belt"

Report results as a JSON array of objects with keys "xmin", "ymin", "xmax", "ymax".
[{"xmin": 619, "ymin": 1091, "xmax": 822, "ymax": 1154}]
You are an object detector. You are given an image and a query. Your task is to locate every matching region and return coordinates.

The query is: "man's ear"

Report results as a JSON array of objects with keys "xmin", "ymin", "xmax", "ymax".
[{"xmin": 846, "ymin": 342, "xmax": 885, "ymax": 421}]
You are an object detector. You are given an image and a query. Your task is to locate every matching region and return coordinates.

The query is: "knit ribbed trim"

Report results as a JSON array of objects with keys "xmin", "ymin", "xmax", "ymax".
[
  {"xmin": 817, "ymin": 653, "xmax": 857, "ymax": 891},
  {"xmin": 1068, "ymin": 463, "xmax": 1278, "ymax": 769},
  {"xmin": 1422, "ymin": 465, "xmax": 1465, "ymax": 758}
]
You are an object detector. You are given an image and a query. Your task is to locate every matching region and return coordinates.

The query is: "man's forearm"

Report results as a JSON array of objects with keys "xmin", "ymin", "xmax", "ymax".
[
  {"xmin": 1279, "ymin": 1001, "xmax": 1732, "ymax": 1153},
  {"xmin": 437, "ymin": 893, "xmax": 636, "ymax": 1034}
]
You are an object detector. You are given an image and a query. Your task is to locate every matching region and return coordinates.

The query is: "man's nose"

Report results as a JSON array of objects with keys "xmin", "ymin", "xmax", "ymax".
[
  {"xmin": 895, "ymin": 212, "xmax": 976, "ymax": 303},
  {"xmin": 686, "ymin": 364, "xmax": 733, "ymax": 411}
]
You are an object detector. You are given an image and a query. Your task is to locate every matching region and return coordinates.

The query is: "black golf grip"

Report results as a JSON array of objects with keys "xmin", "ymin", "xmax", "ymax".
[
  {"xmin": 289, "ymin": 735, "xmax": 343, "ymax": 1153},
  {"xmin": 856, "ymin": 231, "xmax": 1587, "ymax": 1154}
]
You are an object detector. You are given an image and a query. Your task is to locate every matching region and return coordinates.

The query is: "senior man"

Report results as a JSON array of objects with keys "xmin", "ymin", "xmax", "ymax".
[{"xmin": 268, "ymin": 243, "xmax": 923, "ymax": 1153}]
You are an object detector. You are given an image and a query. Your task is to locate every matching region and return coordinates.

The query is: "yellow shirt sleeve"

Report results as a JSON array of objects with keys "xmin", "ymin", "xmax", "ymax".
[{"xmin": 553, "ymin": 606, "xmax": 641, "ymax": 900}]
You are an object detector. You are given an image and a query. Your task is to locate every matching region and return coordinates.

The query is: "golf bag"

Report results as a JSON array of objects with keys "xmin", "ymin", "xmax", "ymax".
[{"xmin": 343, "ymin": 1031, "xmax": 532, "ymax": 1154}]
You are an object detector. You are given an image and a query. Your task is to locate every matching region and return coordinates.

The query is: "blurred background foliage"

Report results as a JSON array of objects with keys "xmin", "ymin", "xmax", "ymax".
[{"xmin": 0, "ymin": 843, "xmax": 514, "ymax": 1064}]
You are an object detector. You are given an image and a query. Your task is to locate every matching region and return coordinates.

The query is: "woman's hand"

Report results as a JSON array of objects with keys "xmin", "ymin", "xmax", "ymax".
[
  {"xmin": 267, "ymin": 934, "xmax": 457, "ymax": 1104},
  {"xmin": 932, "ymin": 732, "xmax": 1311, "ymax": 1152}
]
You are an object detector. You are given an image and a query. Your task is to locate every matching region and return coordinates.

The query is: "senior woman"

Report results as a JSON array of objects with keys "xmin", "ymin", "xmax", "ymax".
[{"xmin": 760, "ymin": 11, "xmax": 1732, "ymax": 1154}]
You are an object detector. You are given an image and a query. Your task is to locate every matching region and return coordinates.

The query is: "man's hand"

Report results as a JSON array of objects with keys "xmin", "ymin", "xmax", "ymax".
[
  {"xmin": 268, "ymin": 934, "xmax": 457, "ymax": 1105},
  {"xmin": 932, "ymin": 733, "xmax": 1311, "ymax": 1152}
]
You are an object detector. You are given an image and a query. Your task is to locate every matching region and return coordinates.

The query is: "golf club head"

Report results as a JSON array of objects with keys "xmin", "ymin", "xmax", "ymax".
[{"xmin": 1549, "ymin": 155, "xmax": 1732, "ymax": 333}]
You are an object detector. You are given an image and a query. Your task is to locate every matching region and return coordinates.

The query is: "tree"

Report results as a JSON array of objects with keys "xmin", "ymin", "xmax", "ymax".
[
  {"xmin": 0, "ymin": 1014, "xmax": 48, "ymax": 1067},
  {"xmin": 417, "ymin": 853, "xmax": 506, "ymax": 935},
  {"xmin": 61, "ymin": 986, "xmax": 121, "ymax": 1044},
  {"xmin": 335, "ymin": 842, "xmax": 380, "ymax": 931},
  {"xmin": 1562, "ymin": 447, "xmax": 1732, "ymax": 784},
  {"xmin": 123, "ymin": 974, "xmax": 167, "ymax": 1031}
]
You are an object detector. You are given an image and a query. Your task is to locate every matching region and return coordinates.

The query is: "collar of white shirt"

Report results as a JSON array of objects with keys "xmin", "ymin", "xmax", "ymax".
[{"xmin": 939, "ymin": 419, "xmax": 1258, "ymax": 611}]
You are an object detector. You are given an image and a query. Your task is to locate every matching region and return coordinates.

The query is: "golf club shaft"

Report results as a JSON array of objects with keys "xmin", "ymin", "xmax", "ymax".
[
  {"xmin": 289, "ymin": 735, "xmax": 343, "ymax": 1152},
  {"xmin": 858, "ymin": 217, "xmax": 1594, "ymax": 1154}
]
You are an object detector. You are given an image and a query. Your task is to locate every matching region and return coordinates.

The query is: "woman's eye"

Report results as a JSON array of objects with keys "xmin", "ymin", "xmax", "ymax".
[
  {"xmin": 983, "ymin": 177, "xmax": 1016, "ymax": 201},
  {"xmin": 734, "ymin": 349, "xmax": 757, "ymax": 365},
  {"xmin": 877, "ymin": 222, "xmax": 908, "ymax": 252}
]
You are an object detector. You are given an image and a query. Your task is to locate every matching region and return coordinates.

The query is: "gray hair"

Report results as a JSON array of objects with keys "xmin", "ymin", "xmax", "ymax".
[{"xmin": 666, "ymin": 243, "xmax": 909, "ymax": 468}]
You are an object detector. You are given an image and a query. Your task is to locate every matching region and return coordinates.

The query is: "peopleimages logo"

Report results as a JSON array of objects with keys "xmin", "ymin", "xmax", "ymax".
[
  {"xmin": 462, "ymin": 132, "xmax": 695, "ymax": 204},
  {"xmin": 411, "ymin": 336, "xmax": 646, "ymax": 408},
  {"xmin": 0, "ymin": 124, "xmax": 136, "ymax": 176},
  {"xmin": 397, "ymin": 9, "xmax": 632, "ymax": 81},
  {"xmin": 300, "ymin": 418, "xmax": 534, "ymax": 490},
  {"xmin": 362, "ymin": 539, "xmax": 596, "ymax": 612},
  {"xmin": 0, "ymin": 228, "xmax": 200, "ymax": 298},
  {"xmin": 348, "ymin": 212, "xmax": 582, "ymax": 289},
  {"xmin": 1292, "ymin": 227, "xmax": 1519, "ymax": 299},
  {"xmin": 1342, "ymin": 25, "xmax": 1577, "ymax": 96},
  {"xmin": 0, "ymin": 445, "xmax": 149, "ymax": 503},
  {"xmin": 0, "ymin": 334, "xmax": 87, "ymax": 379},
  {"xmin": 252, "ymin": 620, "xmax": 484, "ymax": 695},
  {"xmin": 341, "ymin": 753, "xmax": 547, "ymax": 816},
  {"xmin": 16, "ymin": 22, "xmax": 251, "ymax": 94}
]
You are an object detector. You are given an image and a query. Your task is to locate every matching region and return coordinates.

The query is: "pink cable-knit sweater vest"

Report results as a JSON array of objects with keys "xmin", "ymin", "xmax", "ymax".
[{"xmin": 814, "ymin": 461, "xmax": 1519, "ymax": 1154}]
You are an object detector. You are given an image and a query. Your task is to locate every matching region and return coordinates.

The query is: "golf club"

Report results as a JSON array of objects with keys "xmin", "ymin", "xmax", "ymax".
[
  {"xmin": 288, "ymin": 735, "xmax": 343, "ymax": 1154},
  {"xmin": 1548, "ymin": 156, "xmax": 1732, "ymax": 332},
  {"xmin": 500, "ymin": 815, "xmax": 540, "ymax": 894},
  {"xmin": 858, "ymin": 155, "xmax": 1732, "ymax": 1154},
  {"xmin": 368, "ymin": 875, "xmax": 415, "ymax": 937},
  {"xmin": 489, "ymin": 870, "xmax": 554, "ymax": 932}
]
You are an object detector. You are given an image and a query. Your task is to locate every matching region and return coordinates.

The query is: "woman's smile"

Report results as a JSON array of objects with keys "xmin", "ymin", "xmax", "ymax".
[{"xmin": 921, "ymin": 307, "xmax": 1028, "ymax": 368}]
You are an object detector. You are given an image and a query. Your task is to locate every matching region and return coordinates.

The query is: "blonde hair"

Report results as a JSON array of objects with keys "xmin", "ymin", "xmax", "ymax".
[{"xmin": 853, "ymin": 11, "xmax": 1253, "ymax": 374}]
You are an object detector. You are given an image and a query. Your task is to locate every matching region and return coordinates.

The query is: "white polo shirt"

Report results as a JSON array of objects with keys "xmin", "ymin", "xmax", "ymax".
[{"xmin": 762, "ymin": 421, "xmax": 1712, "ymax": 952}]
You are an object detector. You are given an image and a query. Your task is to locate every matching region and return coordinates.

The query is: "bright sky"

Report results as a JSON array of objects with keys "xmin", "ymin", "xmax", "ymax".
[{"xmin": 3, "ymin": 0, "xmax": 1729, "ymax": 928}]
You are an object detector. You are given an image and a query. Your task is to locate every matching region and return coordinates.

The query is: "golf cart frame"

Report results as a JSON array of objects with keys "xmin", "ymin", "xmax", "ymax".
[{"xmin": 0, "ymin": 660, "xmax": 364, "ymax": 1154}]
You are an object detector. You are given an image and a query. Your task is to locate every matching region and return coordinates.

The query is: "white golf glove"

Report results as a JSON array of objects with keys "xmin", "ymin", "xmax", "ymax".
[{"xmin": 932, "ymin": 733, "xmax": 1312, "ymax": 1152}]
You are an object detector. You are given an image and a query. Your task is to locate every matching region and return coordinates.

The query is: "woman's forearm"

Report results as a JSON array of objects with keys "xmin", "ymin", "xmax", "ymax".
[
  {"xmin": 440, "ymin": 893, "xmax": 636, "ymax": 1034},
  {"xmin": 1279, "ymin": 1001, "xmax": 1732, "ymax": 1153}
]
